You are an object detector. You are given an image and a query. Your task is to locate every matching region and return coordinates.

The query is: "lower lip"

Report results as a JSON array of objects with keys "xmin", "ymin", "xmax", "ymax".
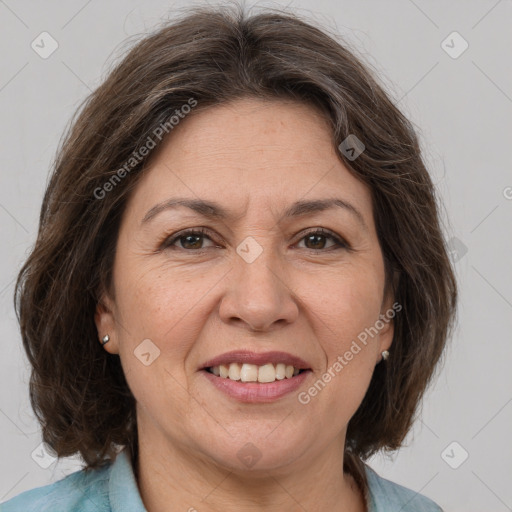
[{"xmin": 201, "ymin": 369, "xmax": 311, "ymax": 403}]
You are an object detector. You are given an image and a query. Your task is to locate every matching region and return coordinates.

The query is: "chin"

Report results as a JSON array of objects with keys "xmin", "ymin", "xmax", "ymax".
[{"xmin": 194, "ymin": 430, "xmax": 308, "ymax": 475}]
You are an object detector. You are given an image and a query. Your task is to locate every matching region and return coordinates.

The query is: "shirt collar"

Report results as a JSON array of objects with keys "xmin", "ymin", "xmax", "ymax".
[{"xmin": 108, "ymin": 448, "xmax": 147, "ymax": 511}]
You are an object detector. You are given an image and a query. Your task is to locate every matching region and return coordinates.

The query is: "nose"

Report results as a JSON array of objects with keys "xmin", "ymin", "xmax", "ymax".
[{"xmin": 218, "ymin": 242, "xmax": 299, "ymax": 332}]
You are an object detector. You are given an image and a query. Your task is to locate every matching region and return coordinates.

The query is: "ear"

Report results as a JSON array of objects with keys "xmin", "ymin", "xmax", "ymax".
[
  {"xmin": 94, "ymin": 292, "xmax": 120, "ymax": 355},
  {"xmin": 378, "ymin": 269, "xmax": 401, "ymax": 355}
]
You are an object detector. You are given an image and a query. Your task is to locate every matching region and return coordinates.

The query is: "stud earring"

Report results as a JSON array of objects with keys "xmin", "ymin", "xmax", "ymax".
[
  {"xmin": 101, "ymin": 334, "xmax": 110, "ymax": 346},
  {"xmin": 381, "ymin": 350, "xmax": 389, "ymax": 361}
]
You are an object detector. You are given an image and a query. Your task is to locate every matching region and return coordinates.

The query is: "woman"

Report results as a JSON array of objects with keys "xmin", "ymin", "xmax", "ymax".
[{"xmin": 3, "ymin": 4, "xmax": 457, "ymax": 511}]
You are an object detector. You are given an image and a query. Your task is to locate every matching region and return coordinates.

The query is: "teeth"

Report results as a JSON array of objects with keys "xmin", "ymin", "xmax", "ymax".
[
  {"xmin": 275, "ymin": 363, "xmax": 286, "ymax": 380},
  {"xmin": 240, "ymin": 364, "xmax": 258, "ymax": 382},
  {"xmin": 257, "ymin": 363, "xmax": 276, "ymax": 383},
  {"xmin": 228, "ymin": 362, "xmax": 241, "ymax": 381},
  {"xmin": 208, "ymin": 362, "xmax": 303, "ymax": 383}
]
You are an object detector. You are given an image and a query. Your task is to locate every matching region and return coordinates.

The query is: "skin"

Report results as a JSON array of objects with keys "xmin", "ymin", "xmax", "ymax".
[{"xmin": 95, "ymin": 97, "xmax": 395, "ymax": 512}]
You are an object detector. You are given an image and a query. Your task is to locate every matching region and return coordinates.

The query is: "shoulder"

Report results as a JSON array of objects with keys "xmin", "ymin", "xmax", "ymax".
[
  {"xmin": 0, "ymin": 462, "xmax": 112, "ymax": 512},
  {"xmin": 364, "ymin": 464, "xmax": 443, "ymax": 512}
]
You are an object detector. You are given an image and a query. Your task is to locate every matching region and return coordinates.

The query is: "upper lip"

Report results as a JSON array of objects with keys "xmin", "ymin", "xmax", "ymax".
[{"xmin": 200, "ymin": 350, "xmax": 311, "ymax": 370}]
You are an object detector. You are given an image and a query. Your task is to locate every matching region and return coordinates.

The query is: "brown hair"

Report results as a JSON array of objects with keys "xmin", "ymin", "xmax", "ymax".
[{"xmin": 14, "ymin": 2, "xmax": 457, "ymax": 499}]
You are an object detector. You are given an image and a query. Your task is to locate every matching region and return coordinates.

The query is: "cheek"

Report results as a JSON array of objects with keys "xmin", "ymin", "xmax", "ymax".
[
  {"xmin": 302, "ymin": 265, "xmax": 384, "ymax": 344},
  {"xmin": 113, "ymin": 262, "xmax": 218, "ymax": 372},
  {"xmin": 299, "ymin": 267, "xmax": 383, "ymax": 405},
  {"xmin": 116, "ymin": 260, "xmax": 192, "ymax": 332},
  {"xmin": 112, "ymin": 266, "xmax": 203, "ymax": 424}
]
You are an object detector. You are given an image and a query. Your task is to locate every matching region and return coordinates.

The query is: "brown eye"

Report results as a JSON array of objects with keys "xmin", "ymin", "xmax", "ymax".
[
  {"xmin": 161, "ymin": 228, "xmax": 217, "ymax": 251},
  {"xmin": 160, "ymin": 227, "xmax": 349, "ymax": 253},
  {"xmin": 177, "ymin": 233, "xmax": 207, "ymax": 250},
  {"xmin": 296, "ymin": 229, "xmax": 348, "ymax": 251}
]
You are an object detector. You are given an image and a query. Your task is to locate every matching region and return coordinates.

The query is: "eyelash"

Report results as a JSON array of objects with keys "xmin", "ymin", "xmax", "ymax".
[{"xmin": 159, "ymin": 227, "xmax": 350, "ymax": 253}]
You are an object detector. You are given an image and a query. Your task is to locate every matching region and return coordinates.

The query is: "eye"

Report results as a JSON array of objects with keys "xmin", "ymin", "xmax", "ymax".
[
  {"xmin": 160, "ymin": 227, "xmax": 218, "ymax": 251},
  {"xmin": 295, "ymin": 228, "xmax": 348, "ymax": 251},
  {"xmin": 160, "ymin": 227, "xmax": 349, "ymax": 253}
]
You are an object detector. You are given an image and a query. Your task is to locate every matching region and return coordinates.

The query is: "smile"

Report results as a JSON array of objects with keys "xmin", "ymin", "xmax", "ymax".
[{"xmin": 206, "ymin": 362, "xmax": 306, "ymax": 383}]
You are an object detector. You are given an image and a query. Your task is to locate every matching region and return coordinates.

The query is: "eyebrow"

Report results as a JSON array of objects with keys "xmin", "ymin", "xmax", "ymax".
[{"xmin": 141, "ymin": 197, "xmax": 368, "ymax": 231}]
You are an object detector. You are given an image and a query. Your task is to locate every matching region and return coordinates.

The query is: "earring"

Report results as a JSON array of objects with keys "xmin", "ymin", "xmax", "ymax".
[
  {"xmin": 381, "ymin": 350, "xmax": 389, "ymax": 361},
  {"xmin": 101, "ymin": 334, "xmax": 110, "ymax": 346}
]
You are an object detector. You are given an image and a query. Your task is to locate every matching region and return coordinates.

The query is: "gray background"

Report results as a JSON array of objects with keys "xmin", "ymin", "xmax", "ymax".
[{"xmin": 1, "ymin": 0, "xmax": 511, "ymax": 510}]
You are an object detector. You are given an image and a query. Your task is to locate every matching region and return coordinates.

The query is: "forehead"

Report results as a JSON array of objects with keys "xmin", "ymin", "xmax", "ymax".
[{"xmin": 126, "ymin": 98, "xmax": 374, "ymax": 225}]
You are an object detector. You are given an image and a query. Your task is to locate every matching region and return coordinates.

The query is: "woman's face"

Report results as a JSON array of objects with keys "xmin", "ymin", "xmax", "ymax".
[{"xmin": 96, "ymin": 98, "xmax": 395, "ymax": 474}]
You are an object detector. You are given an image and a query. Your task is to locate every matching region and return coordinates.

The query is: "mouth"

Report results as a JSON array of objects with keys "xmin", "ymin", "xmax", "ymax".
[
  {"xmin": 204, "ymin": 362, "xmax": 308, "ymax": 383},
  {"xmin": 199, "ymin": 350, "xmax": 311, "ymax": 381},
  {"xmin": 199, "ymin": 350, "xmax": 312, "ymax": 402}
]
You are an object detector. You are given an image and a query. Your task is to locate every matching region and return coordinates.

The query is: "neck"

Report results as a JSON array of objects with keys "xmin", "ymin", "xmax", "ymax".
[{"xmin": 133, "ymin": 422, "xmax": 367, "ymax": 512}]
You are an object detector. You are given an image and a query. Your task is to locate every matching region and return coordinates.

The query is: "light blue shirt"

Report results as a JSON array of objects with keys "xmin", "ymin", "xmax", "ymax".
[{"xmin": 1, "ymin": 449, "xmax": 443, "ymax": 511}]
